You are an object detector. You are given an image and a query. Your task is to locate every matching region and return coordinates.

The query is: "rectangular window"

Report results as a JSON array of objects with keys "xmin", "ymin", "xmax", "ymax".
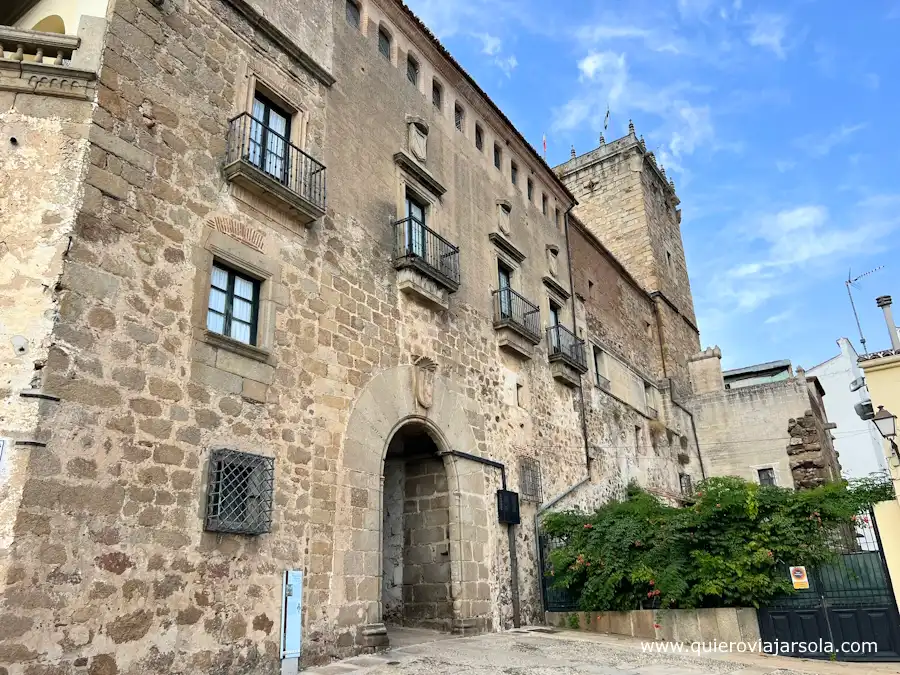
[
  {"xmin": 454, "ymin": 103, "xmax": 464, "ymax": 132},
  {"xmin": 432, "ymin": 79, "xmax": 442, "ymax": 110},
  {"xmin": 250, "ymin": 92, "xmax": 291, "ymax": 184},
  {"xmin": 207, "ymin": 263, "xmax": 260, "ymax": 345},
  {"xmin": 520, "ymin": 457, "xmax": 542, "ymax": 502},
  {"xmin": 555, "ymin": 207, "xmax": 561, "ymax": 230},
  {"xmin": 497, "ymin": 260, "xmax": 512, "ymax": 319},
  {"xmin": 666, "ymin": 250, "xmax": 673, "ymax": 271},
  {"xmin": 593, "ymin": 347, "xmax": 608, "ymax": 387},
  {"xmin": 378, "ymin": 27, "xmax": 391, "ymax": 60},
  {"xmin": 345, "ymin": 0, "xmax": 361, "ymax": 29},
  {"xmin": 516, "ymin": 382, "xmax": 524, "ymax": 407},
  {"xmin": 527, "ymin": 178, "xmax": 534, "ymax": 201},
  {"xmin": 679, "ymin": 473, "xmax": 693, "ymax": 496},
  {"xmin": 510, "ymin": 161, "xmax": 518, "ymax": 186},
  {"xmin": 549, "ymin": 299, "xmax": 561, "ymax": 327},
  {"xmin": 493, "ymin": 143, "xmax": 502, "ymax": 170},
  {"xmin": 475, "ymin": 124, "xmax": 484, "ymax": 151},
  {"xmin": 406, "ymin": 56, "xmax": 419, "ymax": 87},
  {"xmin": 541, "ymin": 193, "xmax": 548, "ymax": 216},
  {"xmin": 758, "ymin": 468, "xmax": 777, "ymax": 487},
  {"xmin": 205, "ymin": 449, "xmax": 275, "ymax": 535}
]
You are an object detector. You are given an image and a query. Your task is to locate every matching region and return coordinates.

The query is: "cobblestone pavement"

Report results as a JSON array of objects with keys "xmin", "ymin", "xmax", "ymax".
[{"xmin": 302, "ymin": 628, "xmax": 895, "ymax": 675}]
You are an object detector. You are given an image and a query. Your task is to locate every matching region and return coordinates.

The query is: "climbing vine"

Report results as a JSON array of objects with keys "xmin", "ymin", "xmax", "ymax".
[{"xmin": 542, "ymin": 474, "xmax": 894, "ymax": 611}]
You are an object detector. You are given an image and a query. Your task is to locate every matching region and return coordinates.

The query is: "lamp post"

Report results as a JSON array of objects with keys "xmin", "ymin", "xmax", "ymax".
[{"xmin": 873, "ymin": 406, "xmax": 900, "ymax": 464}]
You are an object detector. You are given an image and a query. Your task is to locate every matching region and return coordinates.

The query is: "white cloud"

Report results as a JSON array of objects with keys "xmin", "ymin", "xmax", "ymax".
[
  {"xmin": 746, "ymin": 13, "xmax": 789, "ymax": 58},
  {"xmin": 764, "ymin": 310, "xmax": 792, "ymax": 325},
  {"xmin": 795, "ymin": 123, "xmax": 867, "ymax": 158},
  {"xmin": 495, "ymin": 54, "xmax": 518, "ymax": 77},
  {"xmin": 474, "ymin": 32, "xmax": 502, "ymax": 56}
]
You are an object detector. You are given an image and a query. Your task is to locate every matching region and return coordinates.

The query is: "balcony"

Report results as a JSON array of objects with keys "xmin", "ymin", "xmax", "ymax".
[
  {"xmin": 393, "ymin": 217, "xmax": 460, "ymax": 309},
  {"xmin": 224, "ymin": 112, "xmax": 326, "ymax": 226},
  {"xmin": 493, "ymin": 288, "xmax": 541, "ymax": 358},
  {"xmin": 547, "ymin": 324, "xmax": 588, "ymax": 387},
  {"xmin": 1, "ymin": 25, "xmax": 98, "ymax": 99}
]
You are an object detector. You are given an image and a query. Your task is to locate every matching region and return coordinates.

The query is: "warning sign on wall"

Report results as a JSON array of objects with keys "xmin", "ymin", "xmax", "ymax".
[{"xmin": 790, "ymin": 566, "xmax": 809, "ymax": 590}]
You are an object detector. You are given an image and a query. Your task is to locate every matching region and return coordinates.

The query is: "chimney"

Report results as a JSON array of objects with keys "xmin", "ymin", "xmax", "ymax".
[
  {"xmin": 876, "ymin": 295, "xmax": 900, "ymax": 351},
  {"xmin": 688, "ymin": 346, "xmax": 724, "ymax": 394}
]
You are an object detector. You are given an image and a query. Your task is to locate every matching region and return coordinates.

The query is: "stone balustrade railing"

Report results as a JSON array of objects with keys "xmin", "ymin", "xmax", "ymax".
[{"xmin": 0, "ymin": 26, "xmax": 80, "ymax": 65}]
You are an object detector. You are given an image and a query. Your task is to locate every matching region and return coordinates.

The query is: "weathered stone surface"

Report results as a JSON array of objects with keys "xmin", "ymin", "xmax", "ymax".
[{"xmin": 105, "ymin": 610, "xmax": 153, "ymax": 644}]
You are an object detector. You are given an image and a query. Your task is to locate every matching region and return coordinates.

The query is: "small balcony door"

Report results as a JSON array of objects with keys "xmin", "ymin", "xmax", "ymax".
[
  {"xmin": 405, "ymin": 192, "xmax": 427, "ymax": 258},
  {"xmin": 498, "ymin": 263, "xmax": 512, "ymax": 319},
  {"xmin": 249, "ymin": 93, "xmax": 291, "ymax": 185}
]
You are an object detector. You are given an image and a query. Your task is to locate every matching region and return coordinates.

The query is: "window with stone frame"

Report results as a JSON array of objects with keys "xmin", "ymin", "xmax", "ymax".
[
  {"xmin": 541, "ymin": 193, "xmax": 548, "ymax": 216},
  {"xmin": 593, "ymin": 346, "xmax": 609, "ymax": 388},
  {"xmin": 758, "ymin": 467, "xmax": 777, "ymax": 487},
  {"xmin": 475, "ymin": 123, "xmax": 484, "ymax": 151},
  {"xmin": 527, "ymin": 177, "xmax": 534, "ymax": 202},
  {"xmin": 378, "ymin": 26, "xmax": 392, "ymax": 61},
  {"xmin": 454, "ymin": 102, "xmax": 465, "ymax": 132},
  {"xmin": 679, "ymin": 473, "xmax": 693, "ymax": 496},
  {"xmin": 510, "ymin": 160, "xmax": 518, "ymax": 187},
  {"xmin": 345, "ymin": 0, "xmax": 361, "ymax": 29},
  {"xmin": 205, "ymin": 449, "xmax": 274, "ymax": 535},
  {"xmin": 519, "ymin": 457, "xmax": 542, "ymax": 503},
  {"xmin": 432, "ymin": 79, "xmax": 443, "ymax": 110},
  {"xmin": 406, "ymin": 54, "xmax": 419, "ymax": 87},
  {"xmin": 493, "ymin": 142, "xmax": 502, "ymax": 170},
  {"xmin": 207, "ymin": 262, "xmax": 261, "ymax": 346}
]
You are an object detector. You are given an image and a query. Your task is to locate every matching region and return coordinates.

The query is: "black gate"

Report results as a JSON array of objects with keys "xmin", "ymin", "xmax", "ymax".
[
  {"xmin": 758, "ymin": 509, "xmax": 900, "ymax": 661},
  {"xmin": 538, "ymin": 533, "xmax": 579, "ymax": 612}
]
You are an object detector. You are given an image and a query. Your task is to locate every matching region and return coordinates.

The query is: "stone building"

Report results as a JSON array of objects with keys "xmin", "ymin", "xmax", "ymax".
[
  {"xmin": 0, "ymin": 0, "xmax": 703, "ymax": 673},
  {"xmin": 687, "ymin": 347, "xmax": 841, "ymax": 489}
]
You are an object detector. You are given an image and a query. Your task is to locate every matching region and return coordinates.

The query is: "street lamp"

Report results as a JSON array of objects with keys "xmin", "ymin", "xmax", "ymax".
[{"xmin": 873, "ymin": 406, "xmax": 900, "ymax": 463}]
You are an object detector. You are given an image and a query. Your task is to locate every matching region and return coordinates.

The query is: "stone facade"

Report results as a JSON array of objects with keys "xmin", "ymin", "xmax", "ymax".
[
  {"xmin": 0, "ymin": 1, "xmax": 708, "ymax": 673},
  {"xmin": 687, "ymin": 347, "xmax": 841, "ymax": 488}
]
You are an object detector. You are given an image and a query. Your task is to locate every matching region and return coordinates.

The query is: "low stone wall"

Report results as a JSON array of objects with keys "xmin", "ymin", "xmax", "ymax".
[{"xmin": 546, "ymin": 608, "xmax": 760, "ymax": 643}]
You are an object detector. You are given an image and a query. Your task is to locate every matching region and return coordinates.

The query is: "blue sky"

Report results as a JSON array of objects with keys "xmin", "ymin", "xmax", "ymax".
[{"xmin": 405, "ymin": 0, "xmax": 900, "ymax": 370}]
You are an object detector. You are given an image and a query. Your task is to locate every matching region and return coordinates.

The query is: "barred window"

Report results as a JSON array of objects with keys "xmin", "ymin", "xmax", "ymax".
[
  {"xmin": 207, "ymin": 263, "xmax": 260, "ymax": 345},
  {"xmin": 520, "ymin": 457, "xmax": 542, "ymax": 503},
  {"xmin": 432, "ymin": 79, "xmax": 443, "ymax": 110},
  {"xmin": 345, "ymin": 0, "xmax": 361, "ymax": 29},
  {"xmin": 758, "ymin": 467, "xmax": 777, "ymax": 487},
  {"xmin": 679, "ymin": 473, "xmax": 693, "ymax": 496},
  {"xmin": 205, "ymin": 449, "xmax": 274, "ymax": 535},
  {"xmin": 407, "ymin": 55, "xmax": 419, "ymax": 87},
  {"xmin": 378, "ymin": 27, "xmax": 391, "ymax": 60},
  {"xmin": 454, "ymin": 103, "xmax": 465, "ymax": 132}
]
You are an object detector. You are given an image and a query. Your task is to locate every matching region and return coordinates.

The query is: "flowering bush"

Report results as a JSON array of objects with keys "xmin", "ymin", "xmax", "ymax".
[{"xmin": 542, "ymin": 474, "xmax": 893, "ymax": 611}]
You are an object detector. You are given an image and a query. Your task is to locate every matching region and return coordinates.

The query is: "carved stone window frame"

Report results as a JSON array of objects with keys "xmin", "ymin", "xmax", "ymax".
[
  {"xmin": 241, "ymin": 70, "xmax": 309, "ymax": 152},
  {"xmin": 192, "ymin": 221, "xmax": 283, "ymax": 364}
]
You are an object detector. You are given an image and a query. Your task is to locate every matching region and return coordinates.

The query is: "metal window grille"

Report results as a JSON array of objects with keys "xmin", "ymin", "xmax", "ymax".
[
  {"xmin": 205, "ymin": 449, "xmax": 274, "ymax": 535},
  {"xmin": 455, "ymin": 104, "xmax": 464, "ymax": 132},
  {"xmin": 679, "ymin": 473, "xmax": 693, "ymax": 495},
  {"xmin": 520, "ymin": 457, "xmax": 542, "ymax": 503},
  {"xmin": 378, "ymin": 29, "xmax": 391, "ymax": 59},
  {"xmin": 345, "ymin": 0, "xmax": 361, "ymax": 29},
  {"xmin": 758, "ymin": 467, "xmax": 776, "ymax": 487}
]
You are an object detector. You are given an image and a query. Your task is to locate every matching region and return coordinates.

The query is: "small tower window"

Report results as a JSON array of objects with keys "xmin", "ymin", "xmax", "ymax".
[
  {"xmin": 345, "ymin": 0, "xmax": 361, "ymax": 29},
  {"xmin": 510, "ymin": 161, "xmax": 518, "ymax": 187},
  {"xmin": 378, "ymin": 27, "xmax": 392, "ymax": 60},
  {"xmin": 454, "ymin": 103, "xmax": 465, "ymax": 132},
  {"xmin": 475, "ymin": 124, "xmax": 484, "ymax": 151},
  {"xmin": 432, "ymin": 79, "xmax": 442, "ymax": 110},
  {"xmin": 406, "ymin": 55, "xmax": 419, "ymax": 87},
  {"xmin": 541, "ymin": 193, "xmax": 548, "ymax": 216},
  {"xmin": 527, "ymin": 178, "xmax": 534, "ymax": 202},
  {"xmin": 493, "ymin": 143, "xmax": 502, "ymax": 170}
]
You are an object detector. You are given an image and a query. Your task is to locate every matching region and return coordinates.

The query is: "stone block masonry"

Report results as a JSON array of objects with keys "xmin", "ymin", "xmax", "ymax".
[{"xmin": 0, "ymin": 0, "xmax": 706, "ymax": 673}]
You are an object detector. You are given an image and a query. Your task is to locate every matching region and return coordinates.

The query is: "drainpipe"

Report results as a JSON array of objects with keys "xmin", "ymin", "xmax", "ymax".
[
  {"xmin": 441, "ymin": 450, "xmax": 520, "ymax": 627},
  {"xmin": 877, "ymin": 296, "xmax": 900, "ymax": 351},
  {"xmin": 563, "ymin": 207, "xmax": 591, "ymax": 471}
]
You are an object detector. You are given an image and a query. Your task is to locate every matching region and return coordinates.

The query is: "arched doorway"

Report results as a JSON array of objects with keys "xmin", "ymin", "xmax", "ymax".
[{"xmin": 381, "ymin": 422, "xmax": 452, "ymax": 631}]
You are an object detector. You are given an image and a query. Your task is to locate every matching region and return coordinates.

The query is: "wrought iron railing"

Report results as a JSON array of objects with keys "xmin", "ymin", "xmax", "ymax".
[
  {"xmin": 225, "ymin": 112, "xmax": 326, "ymax": 212},
  {"xmin": 392, "ymin": 217, "xmax": 460, "ymax": 291},
  {"xmin": 493, "ymin": 287, "xmax": 541, "ymax": 343},
  {"xmin": 547, "ymin": 324, "xmax": 588, "ymax": 372}
]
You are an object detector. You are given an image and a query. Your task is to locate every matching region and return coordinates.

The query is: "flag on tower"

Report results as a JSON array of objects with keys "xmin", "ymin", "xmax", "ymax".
[
  {"xmin": 542, "ymin": 133, "xmax": 547, "ymax": 159},
  {"xmin": 604, "ymin": 106, "xmax": 610, "ymax": 130}
]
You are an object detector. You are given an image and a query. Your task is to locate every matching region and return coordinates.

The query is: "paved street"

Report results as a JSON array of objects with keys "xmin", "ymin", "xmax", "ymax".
[{"xmin": 303, "ymin": 628, "xmax": 900, "ymax": 675}]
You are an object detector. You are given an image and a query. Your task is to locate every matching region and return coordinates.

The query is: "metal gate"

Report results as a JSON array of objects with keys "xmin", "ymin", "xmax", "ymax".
[
  {"xmin": 758, "ymin": 509, "xmax": 900, "ymax": 661},
  {"xmin": 538, "ymin": 533, "xmax": 578, "ymax": 612}
]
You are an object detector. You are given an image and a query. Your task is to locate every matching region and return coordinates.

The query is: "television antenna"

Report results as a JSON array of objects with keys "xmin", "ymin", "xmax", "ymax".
[{"xmin": 846, "ymin": 266, "xmax": 883, "ymax": 355}]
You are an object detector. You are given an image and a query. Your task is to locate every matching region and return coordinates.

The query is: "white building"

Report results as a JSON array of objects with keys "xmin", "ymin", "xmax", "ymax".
[{"xmin": 807, "ymin": 337, "xmax": 887, "ymax": 479}]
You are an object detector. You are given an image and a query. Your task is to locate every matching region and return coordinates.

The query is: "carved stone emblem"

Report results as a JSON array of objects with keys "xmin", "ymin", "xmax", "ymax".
[
  {"xmin": 414, "ymin": 356, "xmax": 437, "ymax": 409},
  {"xmin": 407, "ymin": 117, "xmax": 429, "ymax": 163},
  {"xmin": 497, "ymin": 200, "xmax": 511, "ymax": 235},
  {"xmin": 208, "ymin": 215, "xmax": 265, "ymax": 252}
]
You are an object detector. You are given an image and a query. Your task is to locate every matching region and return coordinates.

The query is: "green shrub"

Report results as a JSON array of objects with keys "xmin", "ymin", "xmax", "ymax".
[{"xmin": 542, "ymin": 474, "xmax": 893, "ymax": 611}]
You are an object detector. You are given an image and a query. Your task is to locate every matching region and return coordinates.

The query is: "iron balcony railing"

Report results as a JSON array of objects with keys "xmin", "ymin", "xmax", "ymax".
[
  {"xmin": 392, "ymin": 217, "xmax": 460, "ymax": 291},
  {"xmin": 225, "ymin": 112, "xmax": 326, "ymax": 212},
  {"xmin": 547, "ymin": 324, "xmax": 588, "ymax": 373},
  {"xmin": 493, "ymin": 287, "xmax": 541, "ymax": 343}
]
